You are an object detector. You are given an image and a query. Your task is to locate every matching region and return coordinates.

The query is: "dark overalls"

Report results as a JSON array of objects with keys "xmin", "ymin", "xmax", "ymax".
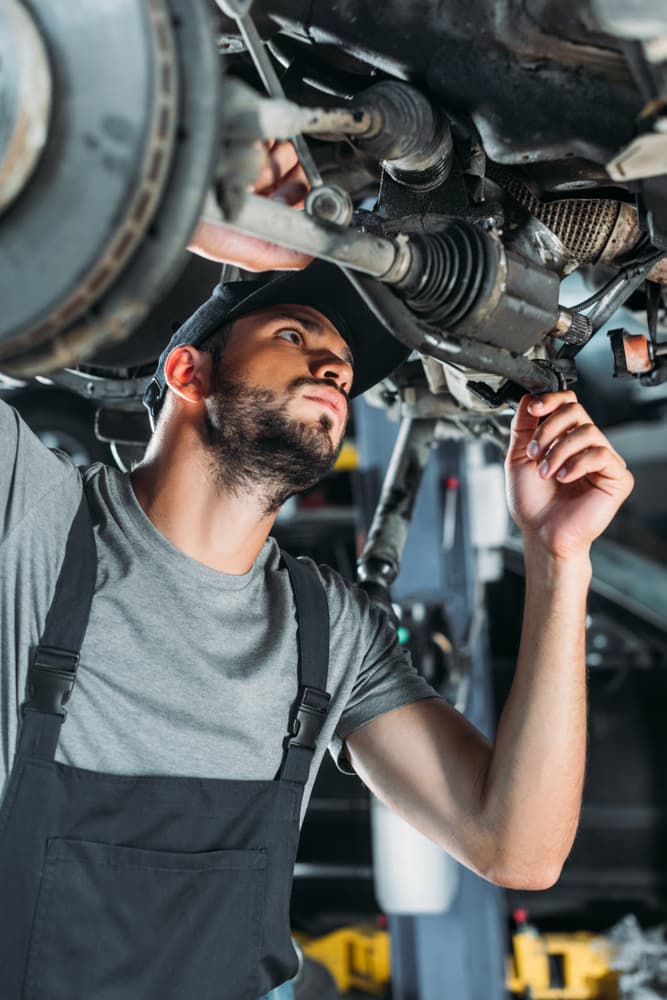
[{"xmin": 0, "ymin": 489, "xmax": 331, "ymax": 999}]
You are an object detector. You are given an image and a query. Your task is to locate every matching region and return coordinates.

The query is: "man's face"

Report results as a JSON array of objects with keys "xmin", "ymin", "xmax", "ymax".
[
  {"xmin": 202, "ymin": 304, "xmax": 354, "ymax": 512},
  {"xmin": 219, "ymin": 303, "xmax": 353, "ymax": 439}
]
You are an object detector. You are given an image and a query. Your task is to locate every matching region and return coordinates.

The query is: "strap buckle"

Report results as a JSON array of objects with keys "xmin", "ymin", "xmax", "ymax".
[
  {"xmin": 286, "ymin": 686, "xmax": 331, "ymax": 752},
  {"xmin": 22, "ymin": 646, "xmax": 80, "ymax": 719}
]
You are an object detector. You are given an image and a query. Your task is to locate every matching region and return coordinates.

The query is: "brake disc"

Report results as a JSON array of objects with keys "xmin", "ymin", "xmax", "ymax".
[{"xmin": 0, "ymin": 0, "xmax": 221, "ymax": 375}]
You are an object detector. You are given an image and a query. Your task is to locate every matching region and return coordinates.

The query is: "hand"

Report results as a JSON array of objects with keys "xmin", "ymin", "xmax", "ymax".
[
  {"xmin": 187, "ymin": 140, "xmax": 313, "ymax": 271},
  {"xmin": 505, "ymin": 390, "xmax": 634, "ymax": 560}
]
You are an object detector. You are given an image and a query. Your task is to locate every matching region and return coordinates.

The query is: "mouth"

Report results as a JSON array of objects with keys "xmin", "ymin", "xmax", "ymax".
[{"xmin": 302, "ymin": 390, "xmax": 347, "ymax": 423}]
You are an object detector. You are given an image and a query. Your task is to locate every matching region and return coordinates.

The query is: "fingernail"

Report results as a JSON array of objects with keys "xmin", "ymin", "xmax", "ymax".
[
  {"xmin": 529, "ymin": 397, "xmax": 544, "ymax": 409},
  {"xmin": 556, "ymin": 465, "xmax": 568, "ymax": 479},
  {"xmin": 527, "ymin": 440, "xmax": 539, "ymax": 458},
  {"xmin": 539, "ymin": 460, "xmax": 549, "ymax": 477}
]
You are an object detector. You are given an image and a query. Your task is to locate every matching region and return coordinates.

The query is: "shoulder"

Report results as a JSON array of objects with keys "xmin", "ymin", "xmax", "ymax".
[
  {"xmin": 288, "ymin": 554, "xmax": 377, "ymax": 630},
  {"xmin": 0, "ymin": 398, "xmax": 86, "ymax": 546},
  {"xmin": 265, "ymin": 544, "xmax": 399, "ymax": 669},
  {"xmin": 0, "ymin": 397, "xmax": 84, "ymax": 497},
  {"xmin": 285, "ymin": 555, "xmax": 402, "ymax": 677},
  {"xmin": 79, "ymin": 460, "xmax": 140, "ymax": 528}
]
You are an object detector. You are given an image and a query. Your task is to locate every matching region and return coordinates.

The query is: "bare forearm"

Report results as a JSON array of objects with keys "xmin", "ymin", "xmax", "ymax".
[
  {"xmin": 188, "ymin": 220, "xmax": 312, "ymax": 271},
  {"xmin": 480, "ymin": 539, "xmax": 591, "ymax": 888},
  {"xmin": 347, "ymin": 392, "xmax": 630, "ymax": 890}
]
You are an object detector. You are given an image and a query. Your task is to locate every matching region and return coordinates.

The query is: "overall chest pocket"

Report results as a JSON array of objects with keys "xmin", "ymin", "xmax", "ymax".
[{"xmin": 23, "ymin": 837, "xmax": 267, "ymax": 1000}]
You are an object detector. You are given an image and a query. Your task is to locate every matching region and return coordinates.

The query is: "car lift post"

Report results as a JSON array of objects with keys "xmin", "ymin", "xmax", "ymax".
[{"xmin": 354, "ymin": 396, "xmax": 508, "ymax": 1000}]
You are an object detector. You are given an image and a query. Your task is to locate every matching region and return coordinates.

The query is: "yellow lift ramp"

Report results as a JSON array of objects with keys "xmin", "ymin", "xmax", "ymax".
[
  {"xmin": 507, "ymin": 910, "xmax": 620, "ymax": 999},
  {"xmin": 295, "ymin": 924, "xmax": 391, "ymax": 995}
]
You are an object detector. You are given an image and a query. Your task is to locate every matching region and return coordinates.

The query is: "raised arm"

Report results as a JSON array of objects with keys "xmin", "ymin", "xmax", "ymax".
[
  {"xmin": 345, "ymin": 390, "xmax": 634, "ymax": 890},
  {"xmin": 187, "ymin": 140, "xmax": 312, "ymax": 271}
]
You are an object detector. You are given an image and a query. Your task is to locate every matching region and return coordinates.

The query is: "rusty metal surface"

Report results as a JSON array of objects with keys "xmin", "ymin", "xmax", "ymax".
[
  {"xmin": 0, "ymin": 0, "xmax": 179, "ymax": 360},
  {"xmin": 648, "ymin": 257, "xmax": 667, "ymax": 283},
  {"xmin": 623, "ymin": 333, "xmax": 654, "ymax": 374},
  {"xmin": 1, "ymin": 0, "xmax": 221, "ymax": 375},
  {"xmin": 598, "ymin": 201, "xmax": 642, "ymax": 262},
  {"xmin": 486, "ymin": 162, "xmax": 623, "ymax": 264},
  {"xmin": 0, "ymin": 301, "xmax": 149, "ymax": 378},
  {"xmin": 0, "ymin": 1, "xmax": 52, "ymax": 214}
]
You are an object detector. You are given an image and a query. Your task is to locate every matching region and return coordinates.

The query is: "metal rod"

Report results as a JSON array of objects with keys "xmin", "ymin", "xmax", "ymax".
[
  {"xmin": 224, "ymin": 194, "xmax": 408, "ymax": 279},
  {"xmin": 343, "ymin": 269, "xmax": 564, "ymax": 394},
  {"xmin": 298, "ymin": 106, "xmax": 373, "ymax": 136},
  {"xmin": 558, "ymin": 250, "xmax": 666, "ymax": 361},
  {"xmin": 357, "ymin": 417, "xmax": 438, "ymax": 588},
  {"xmin": 421, "ymin": 332, "xmax": 563, "ymax": 394},
  {"xmin": 233, "ymin": 12, "xmax": 324, "ymax": 187},
  {"xmin": 240, "ymin": 95, "xmax": 374, "ymax": 142},
  {"xmin": 586, "ymin": 253, "xmax": 664, "ymax": 330},
  {"xmin": 569, "ymin": 250, "xmax": 665, "ymax": 321}
]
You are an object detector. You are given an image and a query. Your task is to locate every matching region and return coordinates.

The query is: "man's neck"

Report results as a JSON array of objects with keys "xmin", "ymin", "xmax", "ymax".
[{"xmin": 130, "ymin": 450, "xmax": 278, "ymax": 576}]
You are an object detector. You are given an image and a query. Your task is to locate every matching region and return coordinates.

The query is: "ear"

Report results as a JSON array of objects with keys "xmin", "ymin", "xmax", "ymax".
[{"xmin": 164, "ymin": 345, "xmax": 213, "ymax": 406}]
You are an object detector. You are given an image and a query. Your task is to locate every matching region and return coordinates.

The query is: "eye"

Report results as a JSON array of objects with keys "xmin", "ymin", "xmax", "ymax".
[{"xmin": 276, "ymin": 327, "xmax": 304, "ymax": 346}]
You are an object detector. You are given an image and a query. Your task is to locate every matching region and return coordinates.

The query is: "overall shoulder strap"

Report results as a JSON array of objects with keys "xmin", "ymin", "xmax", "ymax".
[
  {"xmin": 18, "ymin": 482, "xmax": 97, "ymax": 760},
  {"xmin": 277, "ymin": 550, "xmax": 331, "ymax": 785}
]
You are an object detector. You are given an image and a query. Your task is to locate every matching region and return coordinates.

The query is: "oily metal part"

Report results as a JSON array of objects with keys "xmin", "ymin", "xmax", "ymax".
[
  {"xmin": 350, "ymin": 81, "xmax": 454, "ymax": 189},
  {"xmin": 0, "ymin": 0, "xmax": 179, "ymax": 362},
  {"xmin": 213, "ymin": 0, "xmax": 324, "ymax": 190},
  {"xmin": 343, "ymin": 269, "xmax": 564, "ymax": 395},
  {"xmin": 598, "ymin": 202, "xmax": 667, "ymax": 284},
  {"xmin": 224, "ymin": 193, "xmax": 413, "ymax": 281},
  {"xmin": 357, "ymin": 417, "xmax": 438, "ymax": 589},
  {"xmin": 0, "ymin": 1, "xmax": 52, "ymax": 214},
  {"xmin": 238, "ymin": 0, "xmax": 642, "ymax": 164},
  {"xmin": 486, "ymin": 161, "xmax": 622, "ymax": 263},
  {"xmin": 488, "ymin": 162, "xmax": 667, "ymax": 285}
]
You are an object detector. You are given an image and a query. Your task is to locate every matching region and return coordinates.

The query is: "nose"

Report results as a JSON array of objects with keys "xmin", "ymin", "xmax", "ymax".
[{"xmin": 309, "ymin": 351, "xmax": 353, "ymax": 396}]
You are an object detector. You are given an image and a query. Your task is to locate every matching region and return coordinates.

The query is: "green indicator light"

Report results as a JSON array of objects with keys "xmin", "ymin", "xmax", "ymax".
[{"xmin": 397, "ymin": 626, "xmax": 410, "ymax": 645}]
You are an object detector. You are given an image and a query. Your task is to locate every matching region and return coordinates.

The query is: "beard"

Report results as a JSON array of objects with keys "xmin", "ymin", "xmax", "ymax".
[{"xmin": 202, "ymin": 367, "xmax": 346, "ymax": 514}]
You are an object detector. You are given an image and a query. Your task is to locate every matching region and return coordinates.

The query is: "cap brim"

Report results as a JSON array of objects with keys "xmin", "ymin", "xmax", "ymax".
[
  {"xmin": 144, "ymin": 259, "xmax": 411, "ymax": 420},
  {"xmin": 218, "ymin": 260, "xmax": 411, "ymax": 398}
]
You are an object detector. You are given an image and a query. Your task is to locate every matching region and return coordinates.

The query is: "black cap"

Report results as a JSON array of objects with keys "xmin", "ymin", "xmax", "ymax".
[{"xmin": 143, "ymin": 259, "xmax": 410, "ymax": 422}]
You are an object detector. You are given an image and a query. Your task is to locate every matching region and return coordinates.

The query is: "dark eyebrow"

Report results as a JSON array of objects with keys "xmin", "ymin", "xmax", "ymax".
[{"xmin": 272, "ymin": 311, "xmax": 354, "ymax": 368}]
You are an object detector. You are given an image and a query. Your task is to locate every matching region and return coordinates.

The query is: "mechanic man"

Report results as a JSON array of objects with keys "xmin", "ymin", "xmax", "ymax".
[{"xmin": 0, "ymin": 146, "xmax": 634, "ymax": 999}]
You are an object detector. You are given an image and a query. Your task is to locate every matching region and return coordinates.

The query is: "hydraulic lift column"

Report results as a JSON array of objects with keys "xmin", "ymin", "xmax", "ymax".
[{"xmin": 355, "ymin": 396, "xmax": 508, "ymax": 1000}]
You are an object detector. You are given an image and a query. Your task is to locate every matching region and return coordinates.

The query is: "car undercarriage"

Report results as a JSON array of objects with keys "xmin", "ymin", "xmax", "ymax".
[{"xmin": 2, "ymin": 0, "xmax": 666, "ymax": 439}]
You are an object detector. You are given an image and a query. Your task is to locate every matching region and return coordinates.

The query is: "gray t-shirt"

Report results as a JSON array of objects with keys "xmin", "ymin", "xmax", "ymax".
[{"xmin": 0, "ymin": 400, "xmax": 436, "ymax": 821}]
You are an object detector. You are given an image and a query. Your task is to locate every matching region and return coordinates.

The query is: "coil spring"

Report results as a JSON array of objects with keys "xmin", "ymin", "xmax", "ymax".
[{"xmin": 403, "ymin": 222, "xmax": 490, "ymax": 328}]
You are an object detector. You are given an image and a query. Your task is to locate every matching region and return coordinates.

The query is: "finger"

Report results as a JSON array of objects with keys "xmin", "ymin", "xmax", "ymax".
[
  {"xmin": 506, "ymin": 396, "xmax": 544, "ymax": 466},
  {"xmin": 511, "ymin": 394, "xmax": 542, "ymax": 434},
  {"xmin": 535, "ymin": 424, "xmax": 609, "ymax": 479},
  {"xmin": 269, "ymin": 171, "xmax": 309, "ymax": 208},
  {"xmin": 525, "ymin": 389, "xmax": 579, "ymax": 419},
  {"xmin": 253, "ymin": 141, "xmax": 300, "ymax": 192},
  {"xmin": 277, "ymin": 158, "xmax": 309, "ymax": 184},
  {"xmin": 507, "ymin": 400, "xmax": 539, "ymax": 464},
  {"xmin": 528, "ymin": 402, "xmax": 627, "ymax": 468},
  {"xmin": 551, "ymin": 446, "xmax": 634, "ymax": 496},
  {"xmin": 527, "ymin": 401, "xmax": 593, "ymax": 460},
  {"xmin": 270, "ymin": 179, "xmax": 308, "ymax": 207}
]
